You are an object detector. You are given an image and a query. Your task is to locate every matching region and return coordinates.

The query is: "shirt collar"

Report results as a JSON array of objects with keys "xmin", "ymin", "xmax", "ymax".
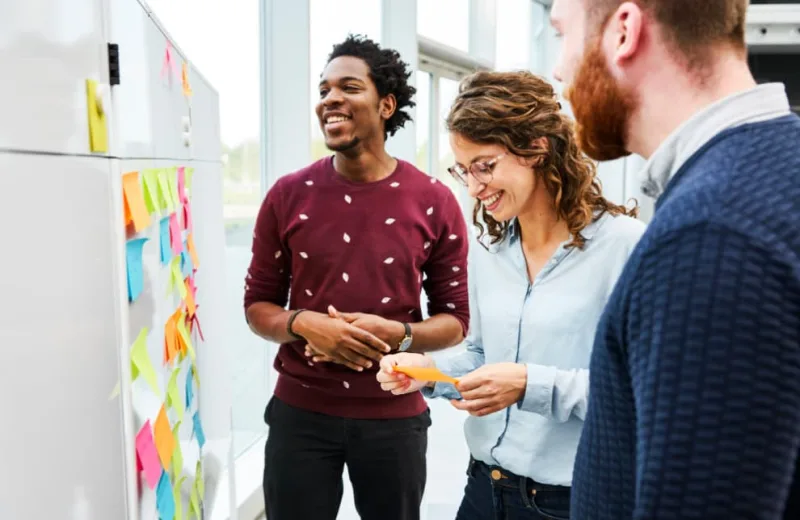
[
  {"xmin": 640, "ymin": 83, "xmax": 791, "ymax": 199},
  {"xmin": 506, "ymin": 213, "xmax": 605, "ymax": 246}
]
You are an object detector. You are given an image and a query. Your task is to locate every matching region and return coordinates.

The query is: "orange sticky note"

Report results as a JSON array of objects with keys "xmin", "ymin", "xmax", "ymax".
[
  {"xmin": 184, "ymin": 279, "xmax": 196, "ymax": 317},
  {"xmin": 153, "ymin": 404, "xmax": 175, "ymax": 471},
  {"xmin": 186, "ymin": 234, "xmax": 200, "ymax": 270},
  {"xmin": 122, "ymin": 172, "xmax": 151, "ymax": 232},
  {"xmin": 393, "ymin": 366, "xmax": 459, "ymax": 385},
  {"xmin": 164, "ymin": 312, "xmax": 179, "ymax": 364}
]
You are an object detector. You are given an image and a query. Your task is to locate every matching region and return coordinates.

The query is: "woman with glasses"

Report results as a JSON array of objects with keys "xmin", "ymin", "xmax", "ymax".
[{"xmin": 376, "ymin": 71, "xmax": 645, "ymax": 520}]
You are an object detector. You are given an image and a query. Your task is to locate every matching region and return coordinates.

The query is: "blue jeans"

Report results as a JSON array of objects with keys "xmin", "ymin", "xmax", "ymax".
[{"xmin": 455, "ymin": 459, "xmax": 571, "ymax": 520}]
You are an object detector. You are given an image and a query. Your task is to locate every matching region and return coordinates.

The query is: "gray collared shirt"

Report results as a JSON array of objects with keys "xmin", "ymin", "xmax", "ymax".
[
  {"xmin": 641, "ymin": 83, "xmax": 792, "ymax": 199},
  {"xmin": 424, "ymin": 212, "xmax": 645, "ymax": 485}
]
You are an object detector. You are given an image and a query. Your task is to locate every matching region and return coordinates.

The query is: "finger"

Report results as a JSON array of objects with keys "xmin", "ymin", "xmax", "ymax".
[
  {"xmin": 455, "ymin": 376, "xmax": 482, "ymax": 393},
  {"xmin": 343, "ymin": 336, "xmax": 386, "ymax": 363},
  {"xmin": 376, "ymin": 371, "xmax": 405, "ymax": 384},
  {"xmin": 458, "ymin": 386, "xmax": 492, "ymax": 401},
  {"xmin": 379, "ymin": 380, "xmax": 407, "ymax": 392},
  {"xmin": 392, "ymin": 380, "xmax": 414, "ymax": 395},
  {"xmin": 379, "ymin": 355, "xmax": 399, "ymax": 373},
  {"xmin": 335, "ymin": 346, "xmax": 375, "ymax": 369},
  {"xmin": 337, "ymin": 311, "xmax": 360, "ymax": 323},
  {"xmin": 327, "ymin": 305, "xmax": 341, "ymax": 319},
  {"xmin": 469, "ymin": 405, "xmax": 501, "ymax": 417},
  {"xmin": 350, "ymin": 327, "xmax": 391, "ymax": 354},
  {"xmin": 451, "ymin": 398, "xmax": 495, "ymax": 413}
]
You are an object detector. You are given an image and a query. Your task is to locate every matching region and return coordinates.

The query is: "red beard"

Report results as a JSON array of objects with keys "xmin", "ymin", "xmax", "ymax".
[{"xmin": 565, "ymin": 41, "xmax": 637, "ymax": 162}]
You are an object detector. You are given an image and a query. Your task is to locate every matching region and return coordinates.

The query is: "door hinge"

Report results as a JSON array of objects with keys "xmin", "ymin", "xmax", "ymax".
[{"xmin": 108, "ymin": 43, "xmax": 120, "ymax": 86}]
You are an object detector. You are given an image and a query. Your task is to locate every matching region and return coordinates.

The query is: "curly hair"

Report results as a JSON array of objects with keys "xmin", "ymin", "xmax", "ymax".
[
  {"xmin": 328, "ymin": 34, "xmax": 416, "ymax": 139},
  {"xmin": 446, "ymin": 70, "xmax": 638, "ymax": 250}
]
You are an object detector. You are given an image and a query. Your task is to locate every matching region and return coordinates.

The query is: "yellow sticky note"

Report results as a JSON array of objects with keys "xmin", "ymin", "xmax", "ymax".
[
  {"xmin": 177, "ymin": 316, "xmax": 196, "ymax": 363},
  {"xmin": 130, "ymin": 328, "xmax": 161, "ymax": 398},
  {"xmin": 154, "ymin": 404, "xmax": 175, "ymax": 471},
  {"xmin": 393, "ymin": 365, "xmax": 460, "ymax": 385},
  {"xmin": 195, "ymin": 460, "xmax": 204, "ymax": 500},
  {"xmin": 142, "ymin": 169, "xmax": 160, "ymax": 215},
  {"xmin": 166, "ymin": 368, "xmax": 184, "ymax": 422},
  {"xmin": 171, "ymin": 421, "xmax": 184, "ymax": 478},
  {"xmin": 189, "ymin": 485, "xmax": 200, "ymax": 519},
  {"xmin": 192, "ymin": 362, "xmax": 200, "ymax": 388},
  {"xmin": 168, "ymin": 257, "xmax": 188, "ymax": 299},
  {"xmin": 168, "ymin": 168, "xmax": 181, "ymax": 209},
  {"xmin": 158, "ymin": 169, "xmax": 174, "ymax": 212},
  {"xmin": 122, "ymin": 171, "xmax": 151, "ymax": 232},
  {"xmin": 85, "ymin": 79, "xmax": 108, "ymax": 153},
  {"xmin": 186, "ymin": 234, "xmax": 200, "ymax": 270},
  {"xmin": 185, "ymin": 167, "xmax": 195, "ymax": 193},
  {"xmin": 173, "ymin": 476, "xmax": 187, "ymax": 520}
]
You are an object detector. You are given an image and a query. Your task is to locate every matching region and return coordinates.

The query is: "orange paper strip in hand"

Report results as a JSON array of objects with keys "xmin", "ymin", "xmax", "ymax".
[{"xmin": 393, "ymin": 366, "xmax": 459, "ymax": 385}]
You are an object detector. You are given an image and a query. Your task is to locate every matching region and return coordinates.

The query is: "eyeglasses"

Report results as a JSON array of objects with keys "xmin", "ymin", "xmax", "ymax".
[{"xmin": 447, "ymin": 153, "xmax": 507, "ymax": 187}]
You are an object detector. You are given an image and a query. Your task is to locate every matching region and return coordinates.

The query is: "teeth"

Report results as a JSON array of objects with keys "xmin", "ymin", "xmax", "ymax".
[
  {"xmin": 484, "ymin": 192, "xmax": 502, "ymax": 206},
  {"xmin": 326, "ymin": 115, "xmax": 349, "ymax": 124}
]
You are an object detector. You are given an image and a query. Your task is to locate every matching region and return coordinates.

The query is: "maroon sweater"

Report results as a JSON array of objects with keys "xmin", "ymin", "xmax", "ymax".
[{"xmin": 244, "ymin": 157, "xmax": 470, "ymax": 419}]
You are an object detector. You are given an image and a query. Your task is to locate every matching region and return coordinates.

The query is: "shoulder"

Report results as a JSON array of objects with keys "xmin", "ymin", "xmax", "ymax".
[
  {"xmin": 398, "ymin": 160, "xmax": 459, "ymax": 201},
  {"xmin": 271, "ymin": 157, "xmax": 331, "ymax": 193},
  {"xmin": 596, "ymin": 213, "xmax": 646, "ymax": 245}
]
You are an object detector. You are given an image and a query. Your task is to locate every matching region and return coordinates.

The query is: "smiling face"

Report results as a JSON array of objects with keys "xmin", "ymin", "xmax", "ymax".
[
  {"xmin": 315, "ymin": 56, "xmax": 396, "ymax": 153},
  {"xmin": 449, "ymin": 133, "xmax": 539, "ymax": 224}
]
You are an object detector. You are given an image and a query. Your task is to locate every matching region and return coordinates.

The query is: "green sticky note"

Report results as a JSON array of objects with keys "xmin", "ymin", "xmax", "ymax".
[
  {"xmin": 173, "ymin": 475, "xmax": 187, "ymax": 520},
  {"xmin": 189, "ymin": 485, "xmax": 200, "ymax": 519},
  {"xmin": 130, "ymin": 328, "xmax": 161, "ymax": 398},
  {"xmin": 157, "ymin": 169, "xmax": 174, "ymax": 211},
  {"xmin": 167, "ymin": 368, "xmax": 184, "ymax": 422},
  {"xmin": 185, "ymin": 167, "xmax": 195, "ymax": 193},
  {"xmin": 171, "ymin": 420, "xmax": 183, "ymax": 478},
  {"xmin": 142, "ymin": 169, "xmax": 160, "ymax": 214},
  {"xmin": 167, "ymin": 256, "xmax": 186, "ymax": 298},
  {"xmin": 195, "ymin": 460, "xmax": 204, "ymax": 500},
  {"xmin": 168, "ymin": 167, "xmax": 181, "ymax": 209},
  {"xmin": 177, "ymin": 317, "xmax": 195, "ymax": 363}
]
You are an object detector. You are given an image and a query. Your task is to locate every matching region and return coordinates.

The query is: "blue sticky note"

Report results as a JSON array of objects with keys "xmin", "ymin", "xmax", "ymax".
[
  {"xmin": 192, "ymin": 411, "xmax": 206, "ymax": 449},
  {"xmin": 159, "ymin": 217, "xmax": 171, "ymax": 265},
  {"xmin": 181, "ymin": 248, "xmax": 193, "ymax": 278},
  {"xmin": 156, "ymin": 470, "xmax": 176, "ymax": 520},
  {"xmin": 185, "ymin": 366, "xmax": 194, "ymax": 410},
  {"xmin": 126, "ymin": 238, "xmax": 148, "ymax": 302}
]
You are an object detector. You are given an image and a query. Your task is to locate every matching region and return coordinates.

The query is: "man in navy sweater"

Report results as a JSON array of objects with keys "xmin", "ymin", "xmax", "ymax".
[{"xmin": 550, "ymin": 0, "xmax": 800, "ymax": 518}]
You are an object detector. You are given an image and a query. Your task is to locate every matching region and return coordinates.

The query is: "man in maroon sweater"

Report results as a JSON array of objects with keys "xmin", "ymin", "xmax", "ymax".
[{"xmin": 244, "ymin": 35, "xmax": 470, "ymax": 520}]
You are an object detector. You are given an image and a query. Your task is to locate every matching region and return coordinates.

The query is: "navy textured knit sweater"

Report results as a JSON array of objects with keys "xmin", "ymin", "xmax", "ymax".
[{"xmin": 572, "ymin": 115, "xmax": 800, "ymax": 519}]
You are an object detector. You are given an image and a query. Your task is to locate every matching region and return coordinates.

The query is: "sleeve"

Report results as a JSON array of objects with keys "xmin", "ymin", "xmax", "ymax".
[
  {"xmin": 422, "ymin": 252, "xmax": 484, "ymax": 401},
  {"xmin": 243, "ymin": 180, "xmax": 292, "ymax": 311},
  {"xmin": 627, "ymin": 223, "xmax": 800, "ymax": 519},
  {"xmin": 422, "ymin": 188, "xmax": 470, "ymax": 335},
  {"xmin": 517, "ymin": 365, "xmax": 589, "ymax": 422}
]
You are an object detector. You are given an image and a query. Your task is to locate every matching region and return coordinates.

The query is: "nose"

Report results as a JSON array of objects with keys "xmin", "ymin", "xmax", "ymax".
[
  {"xmin": 322, "ymin": 87, "xmax": 344, "ymax": 106},
  {"xmin": 466, "ymin": 173, "xmax": 485, "ymax": 198}
]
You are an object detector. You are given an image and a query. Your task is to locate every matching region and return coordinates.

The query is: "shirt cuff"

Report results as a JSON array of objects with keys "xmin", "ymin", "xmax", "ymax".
[{"xmin": 517, "ymin": 363, "xmax": 556, "ymax": 414}]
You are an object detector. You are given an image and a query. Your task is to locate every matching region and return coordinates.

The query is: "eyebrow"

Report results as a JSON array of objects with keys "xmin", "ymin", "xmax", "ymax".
[
  {"xmin": 319, "ymin": 76, "xmax": 366, "ymax": 87},
  {"xmin": 456, "ymin": 154, "xmax": 498, "ymax": 168}
]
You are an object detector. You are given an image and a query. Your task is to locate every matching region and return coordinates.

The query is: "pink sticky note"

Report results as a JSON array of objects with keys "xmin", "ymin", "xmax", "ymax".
[
  {"xmin": 187, "ymin": 276, "xmax": 197, "ymax": 300},
  {"xmin": 183, "ymin": 201, "xmax": 193, "ymax": 232},
  {"xmin": 135, "ymin": 421, "xmax": 163, "ymax": 490},
  {"xmin": 169, "ymin": 213, "xmax": 182, "ymax": 256},
  {"xmin": 177, "ymin": 167, "xmax": 187, "ymax": 204}
]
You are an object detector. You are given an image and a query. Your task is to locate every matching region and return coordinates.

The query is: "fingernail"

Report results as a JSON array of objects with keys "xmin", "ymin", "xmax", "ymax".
[{"xmin": 366, "ymin": 362, "xmax": 372, "ymax": 369}]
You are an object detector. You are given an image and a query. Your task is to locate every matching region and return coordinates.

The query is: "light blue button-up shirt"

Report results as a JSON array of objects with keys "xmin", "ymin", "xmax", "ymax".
[{"xmin": 425, "ymin": 212, "xmax": 645, "ymax": 485}]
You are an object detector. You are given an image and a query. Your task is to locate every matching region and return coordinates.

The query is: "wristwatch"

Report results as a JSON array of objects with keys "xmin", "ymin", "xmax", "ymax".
[{"xmin": 397, "ymin": 323, "xmax": 413, "ymax": 352}]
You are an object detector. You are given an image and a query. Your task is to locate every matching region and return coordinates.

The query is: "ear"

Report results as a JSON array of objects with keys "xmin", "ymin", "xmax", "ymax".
[
  {"xmin": 607, "ymin": 2, "xmax": 644, "ymax": 66},
  {"xmin": 379, "ymin": 94, "xmax": 397, "ymax": 122}
]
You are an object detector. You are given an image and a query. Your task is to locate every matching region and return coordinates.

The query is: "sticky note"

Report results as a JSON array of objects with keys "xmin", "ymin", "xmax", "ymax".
[
  {"xmin": 183, "ymin": 201, "xmax": 193, "ymax": 232},
  {"xmin": 154, "ymin": 404, "xmax": 175, "ymax": 470},
  {"xmin": 195, "ymin": 460, "xmax": 205, "ymax": 500},
  {"xmin": 192, "ymin": 411, "xmax": 206, "ymax": 449},
  {"xmin": 159, "ymin": 217, "xmax": 171, "ymax": 265},
  {"xmin": 85, "ymin": 79, "xmax": 108, "ymax": 153},
  {"xmin": 126, "ymin": 238, "xmax": 148, "ymax": 302},
  {"xmin": 169, "ymin": 213, "xmax": 182, "ymax": 256},
  {"xmin": 177, "ymin": 316, "xmax": 195, "ymax": 363},
  {"xmin": 185, "ymin": 366, "xmax": 194, "ymax": 410},
  {"xmin": 157, "ymin": 169, "xmax": 174, "ymax": 211},
  {"xmin": 185, "ymin": 167, "xmax": 195, "ymax": 193},
  {"xmin": 168, "ymin": 257, "xmax": 188, "ymax": 300},
  {"xmin": 186, "ymin": 234, "xmax": 200, "ymax": 270},
  {"xmin": 130, "ymin": 328, "xmax": 161, "ymax": 397},
  {"xmin": 177, "ymin": 167, "xmax": 187, "ymax": 204},
  {"xmin": 142, "ymin": 169, "xmax": 160, "ymax": 214},
  {"xmin": 187, "ymin": 276, "xmax": 197, "ymax": 300},
  {"xmin": 108, "ymin": 381, "xmax": 120, "ymax": 401},
  {"xmin": 122, "ymin": 172, "xmax": 151, "ymax": 231},
  {"xmin": 182, "ymin": 63, "xmax": 193, "ymax": 97},
  {"xmin": 184, "ymin": 279, "xmax": 196, "ymax": 317},
  {"xmin": 181, "ymin": 250, "xmax": 194, "ymax": 279},
  {"xmin": 135, "ymin": 421, "xmax": 162, "ymax": 489},
  {"xmin": 168, "ymin": 168, "xmax": 181, "ymax": 210},
  {"xmin": 164, "ymin": 310, "xmax": 179, "ymax": 364},
  {"xmin": 393, "ymin": 366, "xmax": 460, "ymax": 385},
  {"xmin": 171, "ymin": 421, "xmax": 183, "ymax": 478},
  {"xmin": 166, "ymin": 368, "xmax": 184, "ymax": 423},
  {"xmin": 190, "ymin": 485, "xmax": 200, "ymax": 519},
  {"xmin": 173, "ymin": 476, "xmax": 187, "ymax": 520},
  {"xmin": 157, "ymin": 470, "xmax": 176, "ymax": 520}
]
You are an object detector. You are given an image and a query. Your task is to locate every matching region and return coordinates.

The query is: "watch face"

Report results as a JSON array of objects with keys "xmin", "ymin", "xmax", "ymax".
[{"xmin": 399, "ymin": 338, "xmax": 413, "ymax": 352}]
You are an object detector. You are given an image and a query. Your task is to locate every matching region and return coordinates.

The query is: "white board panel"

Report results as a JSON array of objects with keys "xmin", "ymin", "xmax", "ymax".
[
  {"xmin": 0, "ymin": 0, "xmax": 109, "ymax": 155},
  {"xmin": 0, "ymin": 152, "xmax": 127, "ymax": 520},
  {"xmin": 189, "ymin": 69, "xmax": 222, "ymax": 163}
]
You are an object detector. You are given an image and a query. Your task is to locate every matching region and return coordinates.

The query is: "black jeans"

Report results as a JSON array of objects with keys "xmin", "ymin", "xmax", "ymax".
[
  {"xmin": 456, "ymin": 458, "xmax": 571, "ymax": 520},
  {"xmin": 263, "ymin": 396, "xmax": 431, "ymax": 520}
]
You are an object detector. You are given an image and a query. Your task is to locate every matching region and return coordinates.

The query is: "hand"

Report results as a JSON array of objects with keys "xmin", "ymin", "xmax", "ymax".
[
  {"xmin": 304, "ymin": 306, "xmax": 404, "ymax": 364},
  {"xmin": 376, "ymin": 353, "xmax": 435, "ymax": 395},
  {"xmin": 451, "ymin": 363, "xmax": 527, "ymax": 417},
  {"xmin": 292, "ymin": 308, "xmax": 391, "ymax": 371}
]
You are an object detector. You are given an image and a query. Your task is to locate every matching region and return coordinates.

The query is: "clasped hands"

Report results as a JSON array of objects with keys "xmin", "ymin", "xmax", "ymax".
[
  {"xmin": 297, "ymin": 305, "xmax": 404, "ymax": 371},
  {"xmin": 376, "ymin": 353, "xmax": 528, "ymax": 417}
]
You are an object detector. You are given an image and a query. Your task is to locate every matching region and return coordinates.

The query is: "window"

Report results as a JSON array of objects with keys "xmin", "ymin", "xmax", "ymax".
[
  {"xmin": 309, "ymin": 0, "xmax": 382, "ymax": 160},
  {"xmin": 495, "ymin": 0, "xmax": 532, "ymax": 71},
  {"xmin": 417, "ymin": 0, "xmax": 470, "ymax": 52},
  {"xmin": 415, "ymin": 71, "xmax": 432, "ymax": 171}
]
